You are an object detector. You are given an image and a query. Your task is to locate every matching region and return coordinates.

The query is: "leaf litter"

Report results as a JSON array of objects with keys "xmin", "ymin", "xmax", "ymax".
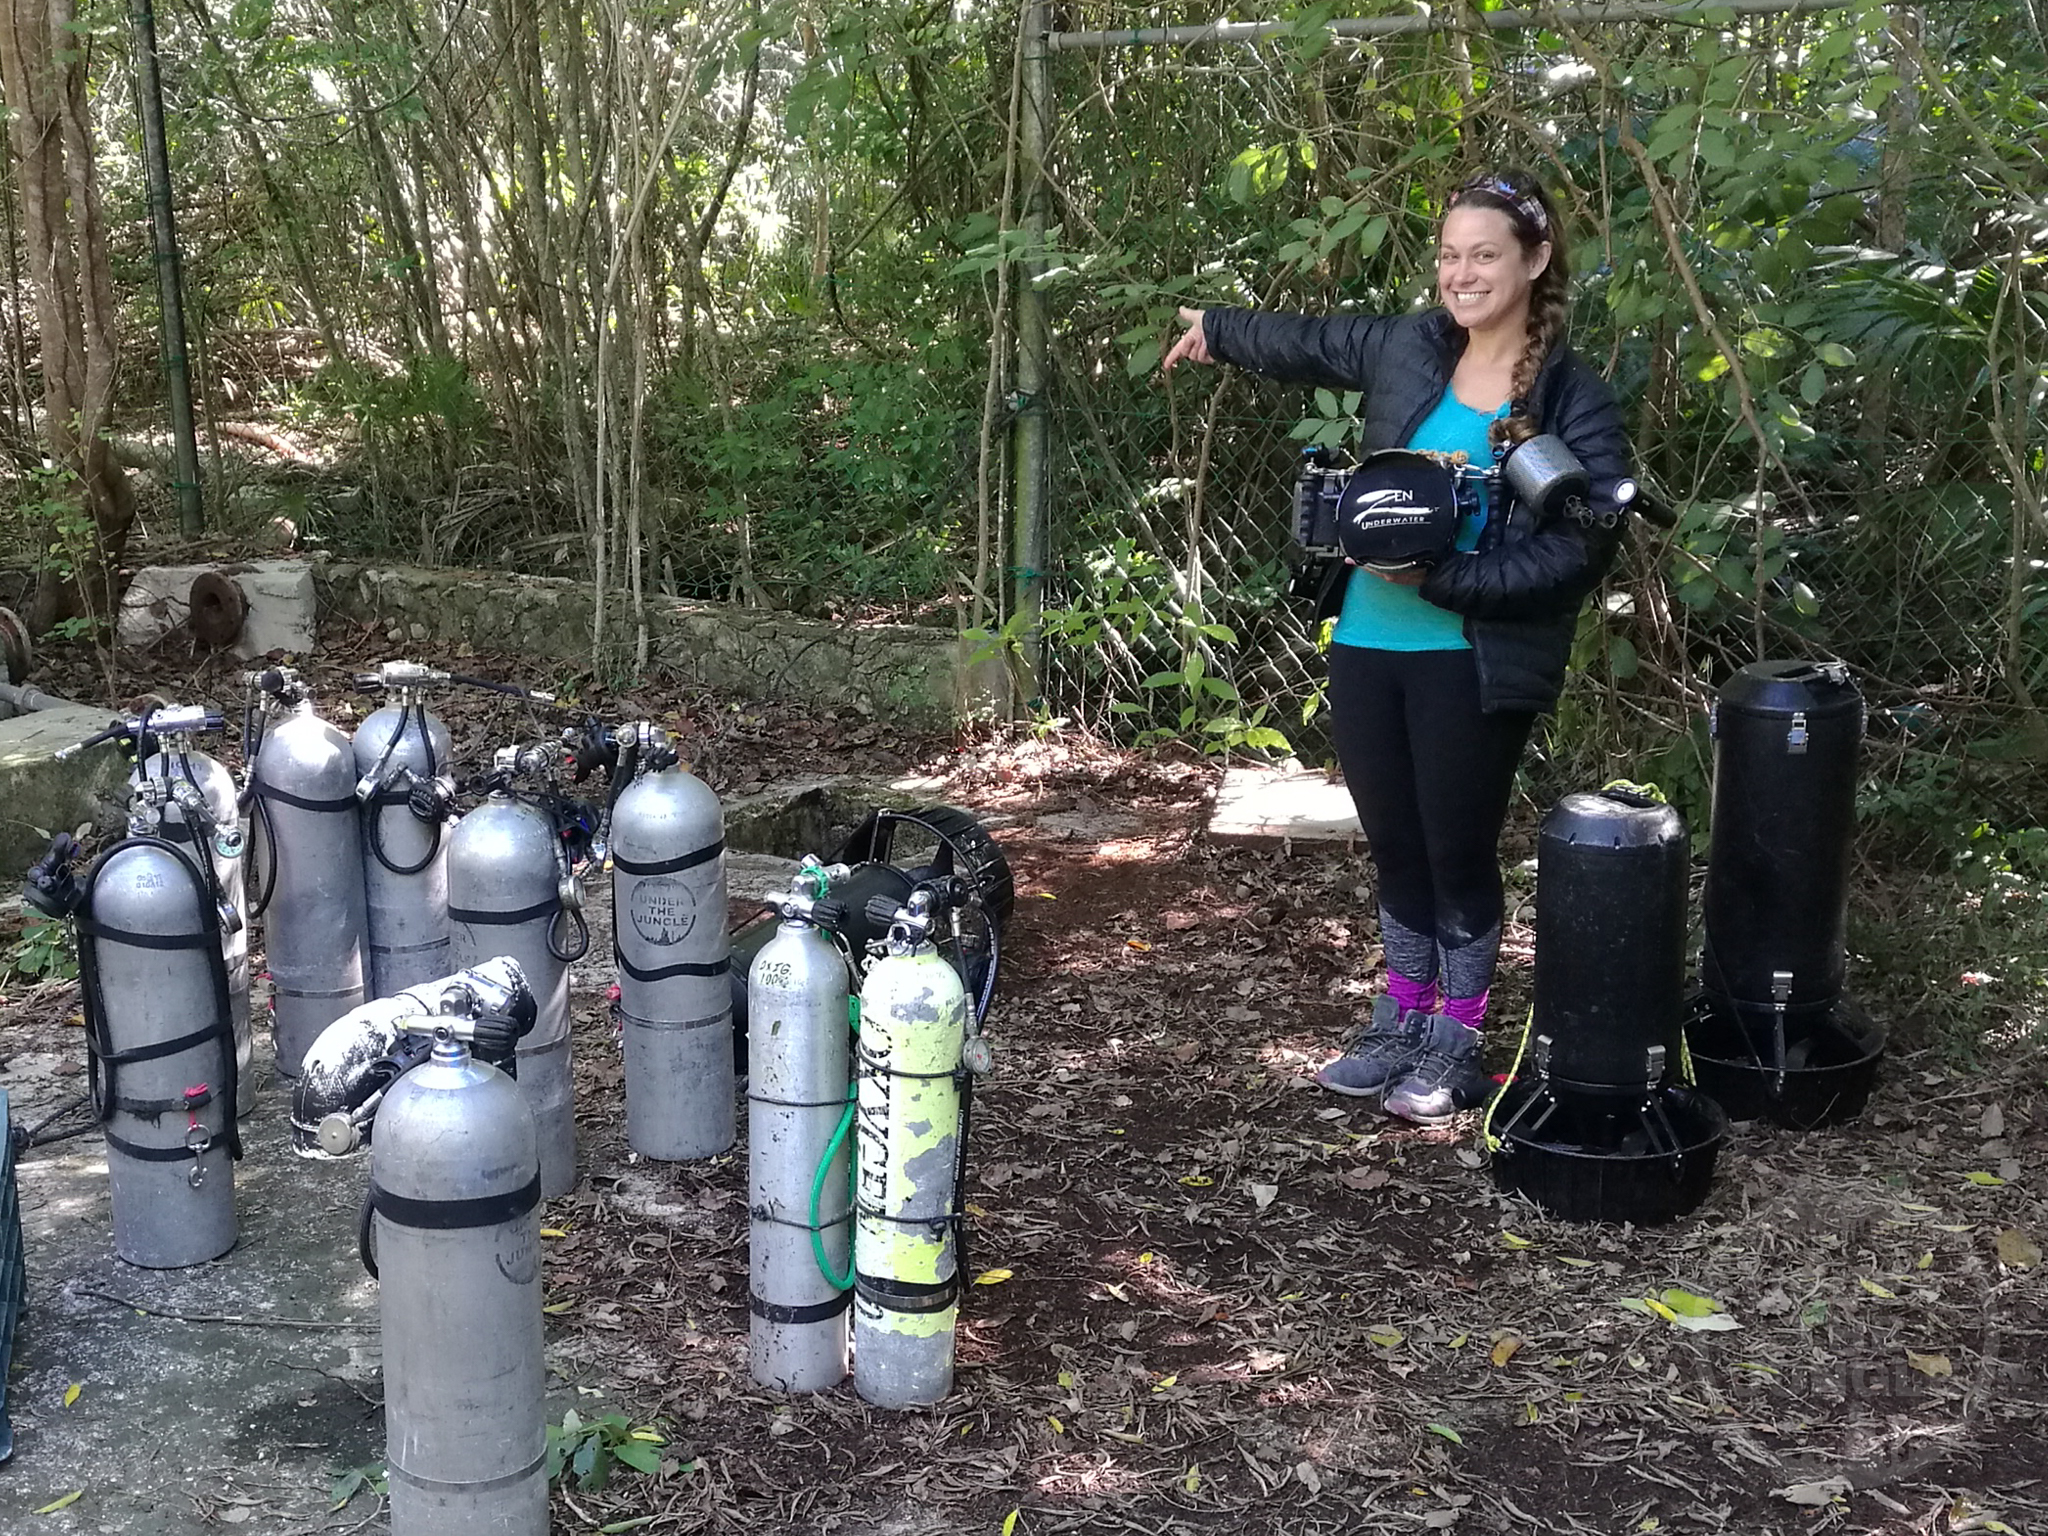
[{"xmin": 30, "ymin": 642, "xmax": 2040, "ymax": 1536}]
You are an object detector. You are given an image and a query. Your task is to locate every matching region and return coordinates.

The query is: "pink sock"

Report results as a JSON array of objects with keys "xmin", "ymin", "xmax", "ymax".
[
  {"xmin": 1442, "ymin": 990, "xmax": 1488, "ymax": 1029},
  {"xmin": 1387, "ymin": 973, "xmax": 1438, "ymax": 1014}
]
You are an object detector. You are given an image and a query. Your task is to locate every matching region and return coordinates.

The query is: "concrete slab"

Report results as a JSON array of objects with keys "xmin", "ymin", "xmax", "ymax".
[
  {"xmin": 0, "ymin": 706, "xmax": 130, "ymax": 875},
  {"xmin": 117, "ymin": 562, "xmax": 316, "ymax": 660},
  {"xmin": 0, "ymin": 1073, "xmax": 387, "ymax": 1534},
  {"xmin": 1206, "ymin": 763, "xmax": 1362, "ymax": 848}
]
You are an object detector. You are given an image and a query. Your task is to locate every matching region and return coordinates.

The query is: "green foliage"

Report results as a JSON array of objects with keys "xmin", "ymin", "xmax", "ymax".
[
  {"xmin": 546, "ymin": 1410, "xmax": 668, "ymax": 1492},
  {"xmin": 9, "ymin": 464, "xmax": 95, "ymax": 610},
  {"xmin": 4, "ymin": 914, "xmax": 77, "ymax": 987},
  {"xmin": 328, "ymin": 1462, "xmax": 386, "ymax": 1512}
]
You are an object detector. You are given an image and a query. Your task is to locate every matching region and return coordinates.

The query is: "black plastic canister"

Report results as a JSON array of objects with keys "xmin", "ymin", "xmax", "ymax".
[
  {"xmin": 1700, "ymin": 660, "xmax": 1862, "ymax": 1012},
  {"xmin": 1533, "ymin": 789, "xmax": 1690, "ymax": 1095}
]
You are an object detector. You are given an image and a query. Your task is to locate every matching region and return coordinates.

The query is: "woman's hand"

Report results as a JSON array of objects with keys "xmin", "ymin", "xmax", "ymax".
[{"xmin": 1160, "ymin": 308, "xmax": 1212, "ymax": 373}]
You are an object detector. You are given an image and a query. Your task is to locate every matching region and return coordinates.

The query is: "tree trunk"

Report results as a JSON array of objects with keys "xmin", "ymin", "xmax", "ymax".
[{"xmin": 0, "ymin": 0, "xmax": 137, "ymax": 632}]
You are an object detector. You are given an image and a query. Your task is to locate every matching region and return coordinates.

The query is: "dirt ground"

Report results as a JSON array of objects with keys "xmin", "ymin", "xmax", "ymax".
[{"xmin": 3, "ymin": 622, "xmax": 2045, "ymax": 1535}]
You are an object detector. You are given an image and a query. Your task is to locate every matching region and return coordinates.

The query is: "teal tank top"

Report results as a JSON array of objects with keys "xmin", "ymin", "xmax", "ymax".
[{"xmin": 1329, "ymin": 389, "xmax": 1508, "ymax": 652}]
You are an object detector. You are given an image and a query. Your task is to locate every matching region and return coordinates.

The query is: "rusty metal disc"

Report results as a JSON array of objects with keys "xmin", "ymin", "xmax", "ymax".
[
  {"xmin": 188, "ymin": 571, "xmax": 247, "ymax": 650},
  {"xmin": 0, "ymin": 606, "xmax": 31, "ymax": 683}
]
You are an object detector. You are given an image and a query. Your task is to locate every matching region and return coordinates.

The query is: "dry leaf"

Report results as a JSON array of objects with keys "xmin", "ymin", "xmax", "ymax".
[
  {"xmin": 974, "ymin": 1269, "xmax": 1013, "ymax": 1286},
  {"xmin": 1905, "ymin": 1350, "xmax": 1952, "ymax": 1378},
  {"xmin": 1368, "ymin": 1328, "xmax": 1404, "ymax": 1348},
  {"xmin": 1339, "ymin": 1166, "xmax": 1392, "ymax": 1191},
  {"xmin": 1773, "ymin": 1477, "xmax": 1850, "ymax": 1506},
  {"xmin": 1295, "ymin": 1460, "xmax": 1323, "ymax": 1494},
  {"xmin": 1980, "ymin": 1104, "xmax": 2005, "ymax": 1139},
  {"xmin": 1249, "ymin": 1183, "xmax": 1279, "ymax": 1211},
  {"xmin": 1859, "ymin": 1278, "xmax": 1896, "ymax": 1299},
  {"xmin": 1489, "ymin": 1334, "xmax": 1523, "ymax": 1367},
  {"xmin": 1994, "ymin": 1227, "xmax": 2041, "ymax": 1268}
]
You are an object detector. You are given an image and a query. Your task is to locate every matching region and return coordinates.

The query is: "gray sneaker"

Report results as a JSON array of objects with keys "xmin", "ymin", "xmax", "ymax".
[
  {"xmin": 1315, "ymin": 996, "xmax": 1428, "ymax": 1097},
  {"xmin": 1383, "ymin": 1012, "xmax": 1492, "ymax": 1123}
]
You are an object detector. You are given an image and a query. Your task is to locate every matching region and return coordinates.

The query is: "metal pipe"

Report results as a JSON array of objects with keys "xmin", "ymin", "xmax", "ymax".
[
  {"xmin": 127, "ymin": 0, "xmax": 204, "ymax": 536},
  {"xmin": 0, "ymin": 681, "xmax": 70, "ymax": 717},
  {"xmin": 1049, "ymin": 0, "xmax": 1882, "ymax": 49},
  {"xmin": 1010, "ymin": 0, "xmax": 1052, "ymax": 699}
]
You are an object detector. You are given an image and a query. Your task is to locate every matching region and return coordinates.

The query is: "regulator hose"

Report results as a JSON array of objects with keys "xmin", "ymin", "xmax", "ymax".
[
  {"xmin": 808, "ymin": 997, "xmax": 861, "ymax": 1292},
  {"xmin": 365, "ymin": 699, "xmax": 445, "ymax": 877}
]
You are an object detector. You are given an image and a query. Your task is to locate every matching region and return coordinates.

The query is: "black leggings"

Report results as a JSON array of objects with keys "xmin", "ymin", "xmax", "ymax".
[{"xmin": 1327, "ymin": 644, "xmax": 1535, "ymax": 1002}]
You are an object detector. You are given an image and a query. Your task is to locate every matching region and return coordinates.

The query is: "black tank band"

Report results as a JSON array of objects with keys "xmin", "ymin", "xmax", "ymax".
[
  {"xmin": 96, "ymin": 1022, "xmax": 229, "ymax": 1068},
  {"xmin": 854, "ymin": 1270, "xmax": 958, "ymax": 1314},
  {"xmin": 449, "ymin": 897, "xmax": 560, "ymax": 926},
  {"xmin": 253, "ymin": 781, "xmax": 356, "ymax": 814},
  {"xmin": 111, "ymin": 1086, "xmax": 214, "ymax": 1117},
  {"xmin": 76, "ymin": 917, "xmax": 214, "ymax": 952},
  {"xmin": 612, "ymin": 839, "xmax": 723, "ymax": 877},
  {"xmin": 369, "ymin": 1172, "xmax": 542, "ymax": 1231},
  {"xmin": 750, "ymin": 1291, "xmax": 853, "ymax": 1325},
  {"xmin": 103, "ymin": 1129, "xmax": 220, "ymax": 1163},
  {"xmin": 614, "ymin": 946, "xmax": 730, "ymax": 983}
]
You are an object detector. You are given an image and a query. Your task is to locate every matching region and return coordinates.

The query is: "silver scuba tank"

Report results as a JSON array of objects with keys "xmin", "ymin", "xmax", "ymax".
[
  {"xmin": 353, "ymin": 665, "xmax": 456, "ymax": 999},
  {"xmin": 853, "ymin": 887, "xmax": 974, "ymax": 1409},
  {"xmin": 447, "ymin": 747, "xmax": 588, "ymax": 1197},
  {"xmin": 26, "ymin": 815, "xmax": 242, "ymax": 1270},
  {"xmin": 247, "ymin": 671, "xmax": 369, "ymax": 1076},
  {"xmin": 609, "ymin": 724, "xmax": 734, "ymax": 1161},
  {"xmin": 747, "ymin": 862, "xmax": 854, "ymax": 1392},
  {"xmin": 131, "ymin": 725, "xmax": 254, "ymax": 1117},
  {"xmin": 369, "ymin": 1031, "xmax": 547, "ymax": 1536}
]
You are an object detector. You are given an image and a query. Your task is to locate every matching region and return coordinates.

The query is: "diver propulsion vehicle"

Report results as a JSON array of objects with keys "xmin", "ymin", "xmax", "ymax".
[
  {"xmin": 288, "ymin": 957, "xmax": 537, "ymax": 1159},
  {"xmin": 1487, "ymin": 786, "xmax": 1727, "ymax": 1225},
  {"xmin": 727, "ymin": 804, "xmax": 1013, "ymax": 1054},
  {"xmin": 1687, "ymin": 660, "xmax": 1882, "ymax": 1128}
]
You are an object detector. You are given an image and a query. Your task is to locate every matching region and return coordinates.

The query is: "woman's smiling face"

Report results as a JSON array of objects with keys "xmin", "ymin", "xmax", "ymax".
[{"xmin": 1436, "ymin": 204, "xmax": 1550, "ymax": 335}]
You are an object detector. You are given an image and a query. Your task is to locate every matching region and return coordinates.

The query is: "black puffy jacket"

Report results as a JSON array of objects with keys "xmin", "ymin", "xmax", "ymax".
[{"xmin": 1203, "ymin": 305, "xmax": 1635, "ymax": 713}]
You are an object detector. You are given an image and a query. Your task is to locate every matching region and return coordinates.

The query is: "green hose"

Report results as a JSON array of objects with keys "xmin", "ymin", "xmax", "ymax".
[{"xmin": 807, "ymin": 994, "xmax": 861, "ymax": 1291}]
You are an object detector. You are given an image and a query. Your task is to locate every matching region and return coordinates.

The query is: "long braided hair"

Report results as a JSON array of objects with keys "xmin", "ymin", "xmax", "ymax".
[{"xmin": 1444, "ymin": 170, "xmax": 1569, "ymax": 453}]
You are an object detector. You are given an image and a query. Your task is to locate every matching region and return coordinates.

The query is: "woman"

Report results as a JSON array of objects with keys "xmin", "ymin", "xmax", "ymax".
[{"xmin": 1162, "ymin": 170, "xmax": 1634, "ymax": 1124}]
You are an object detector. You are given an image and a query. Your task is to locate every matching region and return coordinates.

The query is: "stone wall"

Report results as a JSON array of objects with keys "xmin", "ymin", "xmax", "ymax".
[{"xmin": 311, "ymin": 560, "xmax": 1006, "ymax": 728}]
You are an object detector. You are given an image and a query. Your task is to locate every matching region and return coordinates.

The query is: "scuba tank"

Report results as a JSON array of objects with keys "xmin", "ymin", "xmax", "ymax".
[
  {"xmin": 368, "ymin": 1022, "xmax": 547, "ymax": 1536},
  {"xmin": 287, "ymin": 956, "xmax": 537, "ymax": 1160},
  {"xmin": 446, "ymin": 744, "xmax": 595, "ymax": 1197},
  {"xmin": 598, "ymin": 722, "xmax": 734, "ymax": 1161},
  {"xmin": 27, "ymin": 730, "xmax": 245, "ymax": 1267},
  {"xmin": 747, "ymin": 860, "xmax": 854, "ymax": 1392},
  {"xmin": 352, "ymin": 663, "xmax": 460, "ymax": 999},
  {"xmin": 352, "ymin": 663, "xmax": 562, "ymax": 1002},
  {"xmin": 853, "ymin": 879, "xmax": 993, "ymax": 1409},
  {"xmin": 245, "ymin": 668, "xmax": 369, "ymax": 1077},
  {"xmin": 86, "ymin": 707, "xmax": 254, "ymax": 1118}
]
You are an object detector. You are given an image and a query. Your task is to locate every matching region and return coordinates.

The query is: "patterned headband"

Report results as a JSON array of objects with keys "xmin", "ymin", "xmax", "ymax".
[{"xmin": 1452, "ymin": 178, "xmax": 1550, "ymax": 237}]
